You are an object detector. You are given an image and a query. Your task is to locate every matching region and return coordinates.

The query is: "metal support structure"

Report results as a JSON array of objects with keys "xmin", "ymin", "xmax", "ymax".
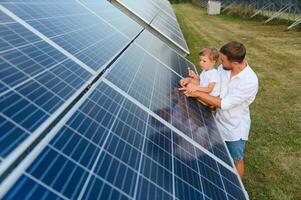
[
  {"xmin": 287, "ymin": 17, "xmax": 301, "ymax": 29},
  {"xmin": 222, "ymin": 2, "xmax": 235, "ymax": 12},
  {"xmin": 265, "ymin": 4, "xmax": 293, "ymax": 23},
  {"xmin": 251, "ymin": 3, "xmax": 274, "ymax": 18}
]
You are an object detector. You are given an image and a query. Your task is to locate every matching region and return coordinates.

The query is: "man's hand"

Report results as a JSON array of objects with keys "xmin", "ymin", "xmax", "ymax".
[
  {"xmin": 179, "ymin": 78, "xmax": 191, "ymax": 87},
  {"xmin": 183, "ymin": 83, "xmax": 199, "ymax": 93},
  {"xmin": 188, "ymin": 67, "xmax": 198, "ymax": 79},
  {"xmin": 179, "ymin": 83, "xmax": 199, "ymax": 97}
]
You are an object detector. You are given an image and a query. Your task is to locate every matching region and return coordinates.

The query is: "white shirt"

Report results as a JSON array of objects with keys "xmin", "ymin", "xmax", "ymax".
[
  {"xmin": 215, "ymin": 64, "xmax": 258, "ymax": 141},
  {"xmin": 199, "ymin": 69, "xmax": 220, "ymax": 97}
]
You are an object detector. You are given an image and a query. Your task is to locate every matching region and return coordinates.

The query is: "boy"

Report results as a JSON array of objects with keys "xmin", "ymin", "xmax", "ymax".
[{"xmin": 179, "ymin": 48, "xmax": 220, "ymax": 97}]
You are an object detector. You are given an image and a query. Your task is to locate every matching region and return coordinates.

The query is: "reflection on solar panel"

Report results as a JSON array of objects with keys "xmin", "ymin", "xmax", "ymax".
[
  {"xmin": 110, "ymin": 0, "xmax": 190, "ymax": 56},
  {"xmin": 0, "ymin": 0, "xmax": 249, "ymax": 199}
]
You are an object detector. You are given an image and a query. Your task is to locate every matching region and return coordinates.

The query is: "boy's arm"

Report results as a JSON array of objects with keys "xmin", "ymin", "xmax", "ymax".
[
  {"xmin": 188, "ymin": 68, "xmax": 199, "ymax": 80},
  {"xmin": 196, "ymin": 82, "xmax": 215, "ymax": 93}
]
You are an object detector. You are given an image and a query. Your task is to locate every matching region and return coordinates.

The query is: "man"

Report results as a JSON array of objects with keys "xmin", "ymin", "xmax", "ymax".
[{"xmin": 180, "ymin": 41, "xmax": 259, "ymax": 178}]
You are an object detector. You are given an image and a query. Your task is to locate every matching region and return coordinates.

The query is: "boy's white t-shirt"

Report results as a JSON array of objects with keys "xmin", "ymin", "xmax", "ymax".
[{"xmin": 199, "ymin": 69, "xmax": 220, "ymax": 97}]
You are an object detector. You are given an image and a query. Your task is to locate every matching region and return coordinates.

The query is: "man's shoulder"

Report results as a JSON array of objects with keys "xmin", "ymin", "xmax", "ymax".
[{"xmin": 245, "ymin": 65, "xmax": 259, "ymax": 84}]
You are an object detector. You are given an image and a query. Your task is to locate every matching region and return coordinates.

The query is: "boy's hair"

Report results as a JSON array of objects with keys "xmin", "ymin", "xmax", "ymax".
[
  {"xmin": 220, "ymin": 41, "xmax": 246, "ymax": 63},
  {"xmin": 199, "ymin": 47, "xmax": 219, "ymax": 62}
]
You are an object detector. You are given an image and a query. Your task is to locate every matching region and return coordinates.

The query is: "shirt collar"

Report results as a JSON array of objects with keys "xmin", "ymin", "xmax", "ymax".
[{"xmin": 231, "ymin": 65, "xmax": 250, "ymax": 80}]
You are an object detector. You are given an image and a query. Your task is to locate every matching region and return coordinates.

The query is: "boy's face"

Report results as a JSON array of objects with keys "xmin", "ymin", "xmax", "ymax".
[{"xmin": 199, "ymin": 55, "xmax": 216, "ymax": 70}]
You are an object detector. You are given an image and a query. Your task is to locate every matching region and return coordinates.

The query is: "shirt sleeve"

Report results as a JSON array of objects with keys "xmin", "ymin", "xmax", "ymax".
[
  {"xmin": 221, "ymin": 80, "xmax": 258, "ymax": 110},
  {"xmin": 208, "ymin": 70, "xmax": 220, "ymax": 83}
]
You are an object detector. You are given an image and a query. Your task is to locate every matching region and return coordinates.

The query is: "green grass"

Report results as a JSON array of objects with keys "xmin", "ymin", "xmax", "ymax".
[{"xmin": 172, "ymin": 3, "xmax": 301, "ymax": 200}]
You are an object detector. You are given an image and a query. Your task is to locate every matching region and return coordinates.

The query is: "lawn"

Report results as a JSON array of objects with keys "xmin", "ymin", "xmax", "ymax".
[{"xmin": 172, "ymin": 3, "xmax": 301, "ymax": 200}]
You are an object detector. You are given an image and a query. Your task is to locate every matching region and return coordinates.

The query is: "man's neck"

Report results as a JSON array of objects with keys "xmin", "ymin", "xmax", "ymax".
[{"xmin": 231, "ymin": 62, "xmax": 247, "ymax": 77}]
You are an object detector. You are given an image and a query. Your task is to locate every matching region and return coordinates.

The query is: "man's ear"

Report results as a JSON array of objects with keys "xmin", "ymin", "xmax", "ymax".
[{"xmin": 231, "ymin": 61, "xmax": 240, "ymax": 67}]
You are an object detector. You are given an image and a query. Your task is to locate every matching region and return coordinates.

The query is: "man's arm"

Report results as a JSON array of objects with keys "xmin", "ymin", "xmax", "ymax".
[
  {"xmin": 181, "ymin": 80, "xmax": 258, "ymax": 109},
  {"xmin": 183, "ymin": 90, "xmax": 222, "ymax": 108}
]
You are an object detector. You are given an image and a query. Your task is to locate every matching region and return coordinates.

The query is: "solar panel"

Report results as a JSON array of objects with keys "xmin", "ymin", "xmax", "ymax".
[
  {"xmin": 0, "ymin": 0, "xmax": 249, "ymax": 199},
  {"xmin": 2, "ymin": 80, "xmax": 247, "ymax": 200},
  {"xmin": 110, "ymin": 0, "xmax": 190, "ymax": 56}
]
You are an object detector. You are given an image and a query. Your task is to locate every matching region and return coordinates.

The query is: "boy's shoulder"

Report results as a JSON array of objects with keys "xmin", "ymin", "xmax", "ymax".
[{"xmin": 205, "ymin": 68, "xmax": 218, "ymax": 76}]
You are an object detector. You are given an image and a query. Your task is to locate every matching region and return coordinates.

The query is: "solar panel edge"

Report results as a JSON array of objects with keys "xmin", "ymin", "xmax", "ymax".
[{"xmin": 109, "ymin": 0, "xmax": 190, "ymax": 56}]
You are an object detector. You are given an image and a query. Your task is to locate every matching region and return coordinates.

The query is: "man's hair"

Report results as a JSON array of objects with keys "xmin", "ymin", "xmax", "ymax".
[
  {"xmin": 199, "ymin": 47, "xmax": 219, "ymax": 61},
  {"xmin": 220, "ymin": 41, "xmax": 246, "ymax": 63}
]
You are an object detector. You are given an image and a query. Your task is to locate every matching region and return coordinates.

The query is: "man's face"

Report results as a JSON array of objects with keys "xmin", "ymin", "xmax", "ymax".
[{"xmin": 220, "ymin": 53, "xmax": 232, "ymax": 71}]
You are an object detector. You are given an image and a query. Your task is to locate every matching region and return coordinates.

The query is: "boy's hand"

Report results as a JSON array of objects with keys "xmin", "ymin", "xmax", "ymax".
[
  {"xmin": 179, "ymin": 78, "xmax": 190, "ymax": 87},
  {"xmin": 188, "ymin": 67, "xmax": 198, "ymax": 79}
]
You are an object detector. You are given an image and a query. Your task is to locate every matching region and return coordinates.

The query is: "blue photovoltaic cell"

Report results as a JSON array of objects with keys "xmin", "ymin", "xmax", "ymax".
[
  {"xmin": 134, "ymin": 30, "xmax": 196, "ymax": 77},
  {"xmin": 4, "ymin": 82, "xmax": 246, "ymax": 200},
  {"xmin": 1, "ymin": 0, "xmax": 139, "ymax": 71},
  {"xmin": 0, "ymin": 10, "xmax": 92, "ymax": 162},
  {"xmin": 105, "ymin": 43, "xmax": 233, "ymax": 166},
  {"xmin": 114, "ymin": 0, "xmax": 189, "ymax": 53}
]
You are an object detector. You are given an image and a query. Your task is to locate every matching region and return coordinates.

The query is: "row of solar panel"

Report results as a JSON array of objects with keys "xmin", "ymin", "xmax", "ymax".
[{"xmin": 0, "ymin": 0, "xmax": 247, "ymax": 199}]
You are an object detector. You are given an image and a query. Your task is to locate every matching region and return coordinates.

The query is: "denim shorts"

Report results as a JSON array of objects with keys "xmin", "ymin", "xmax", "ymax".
[{"xmin": 225, "ymin": 139, "xmax": 246, "ymax": 163}]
